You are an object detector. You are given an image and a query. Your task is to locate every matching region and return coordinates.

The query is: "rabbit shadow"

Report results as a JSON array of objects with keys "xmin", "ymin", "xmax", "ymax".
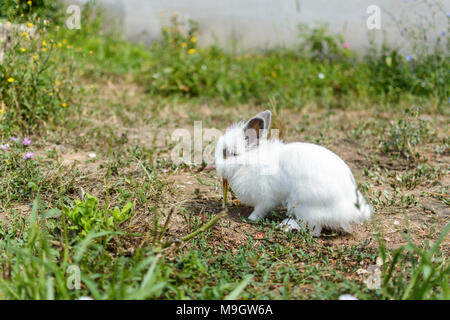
[
  {"xmin": 180, "ymin": 198, "xmax": 345, "ymax": 238},
  {"xmin": 180, "ymin": 198, "xmax": 290, "ymax": 225},
  {"xmin": 180, "ymin": 198, "xmax": 253, "ymax": 223}
]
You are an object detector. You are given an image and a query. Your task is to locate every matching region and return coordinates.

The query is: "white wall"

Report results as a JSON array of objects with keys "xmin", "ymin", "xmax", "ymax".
[{"xmin": 69, "ymin": 0, "xmax": 449, "ymax": 52}]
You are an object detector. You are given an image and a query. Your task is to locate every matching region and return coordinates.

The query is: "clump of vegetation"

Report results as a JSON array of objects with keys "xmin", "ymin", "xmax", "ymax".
[
  {"xmin": 297, "ymin": 23, "xmax": 351, "ymax": 62},
  {"xmin": 378, "ymin": 223, "xmax": 449, "ymax": 300},
  {"xmin": 0, "ymin": 136, "xmax": 40, "ymax": 207},
  {"xmin": 381, "ymin": 107, "xmax": 435, "ymax": 160},
  {"xmin": 397, "ymin": 164, "xmax": 445, "ymax": 190},
  {"xmin": 0, "ymin": 0, "xmax": 63, "ymax": 23},
  {"xmin": 0, "ymin": 198, "xmax": 170, "ymax": 299},
  {"xmin": 0, "ymin": 12, "xmax": 76, "ymax": 133},
  {"xmin": 63, "ymin": 193, "xmax": 133, "ymax": 238}
]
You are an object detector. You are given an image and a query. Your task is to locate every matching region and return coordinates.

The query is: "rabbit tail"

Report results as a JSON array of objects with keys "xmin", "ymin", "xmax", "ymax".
[{"xmin": 355, "ymin": 190, "xmax": 373, "ymax": 222}]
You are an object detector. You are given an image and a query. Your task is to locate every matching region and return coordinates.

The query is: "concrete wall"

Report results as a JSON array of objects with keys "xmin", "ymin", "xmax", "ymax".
[{"xmin": 69, "ymin": 0, "xmax": 449, "ymax": 52}]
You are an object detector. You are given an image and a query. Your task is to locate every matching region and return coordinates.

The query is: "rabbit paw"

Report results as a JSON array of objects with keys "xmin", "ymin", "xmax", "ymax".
[
  {"xmin": 279, "ymin": 219, "xmax": 322, "ymax": 237},
  {"xmin": 279, "ymin": 218, "xmax": 301, "ymax": 231},
  {"xmin": 248, "ymin": 212, "xmax": 263, "ymax": 221}
]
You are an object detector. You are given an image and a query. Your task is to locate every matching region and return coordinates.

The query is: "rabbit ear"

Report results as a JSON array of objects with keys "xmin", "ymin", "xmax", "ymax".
[
  {"xmin": 244, "ymin": 110, "xmax": 271, "ymax": 146},
  {"xmin": 255, "ymin": 110, "xmax": 272, "ymax": 130}
]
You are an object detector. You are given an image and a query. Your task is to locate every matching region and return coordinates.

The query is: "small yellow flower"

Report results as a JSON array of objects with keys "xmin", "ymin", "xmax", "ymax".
[
  {"xmin": 43, "ymin": 89, "xmax": 47, "ymax": 93},
  {"xmin": 0, "ymin": 109, "xmax": 3, "ymax": 115},
  {"xmin": 385, "ymin": 57, "xmax": 392, "ymax": 67},
  {"xmin": 61, "ymin": 103, "xmax": 67, "ymax": 108},
  {"xmin": 21, "ymin": 48, "xmax": 26, "ymax": 52},
  {"xmin": 27, "ymin": 0, "xmax": 32, "ymax": 6},
  {"xmin": 42, "ymin": 40, "xmax": 47, "ymax": 46},
  {"xmin": 21, "ymin": 32, "xmax": 28, "ymax": 37},
  {"xmin": 57, "ymin": 42, "xmax": 62, "ymax": 48},
  {"xmin": 5, "ymin": 159, "xmax": 8, "ymax": 165},
  {"xmin": 7, "ymin": 78, "xmax": 14, "ymax": 83},
  {"xmin": 49, "ymin": 92, "xmax": 54, "ymax": 96},
  {"xmin": 42, "ymin": 47, "xmax": 47, "ymax": 52},
  {"xmin": 190, "ymin": 36, "xmax": 197, "ymax": 43},
  {"xmin": 27, "ymin": 22, "xmax": 34, "ymax": 28},
  {"xmin": 33, "ymin": 55, "xmax": 38, "ymax": 60},
  {"xmin": 89, "ymin": 50, "xmax": 93, "ymax": 54},
  {"xmin": 55, "ymin": 81, "xmax": 60, "ymax": 86},
  {"xmin": 188, "ymin": 48, "xmax": 196, "ymax": 54},
  {"xmin": 181, "ymin": 42, "xmax": 187, "ymax": 48}
]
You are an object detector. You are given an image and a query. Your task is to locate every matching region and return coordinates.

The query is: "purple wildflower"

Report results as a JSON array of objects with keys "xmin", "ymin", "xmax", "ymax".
[
  {"xmin": 10, "ymin": 137, "xmax": 18, "ymax": 142},
  {"xmin": 406, "ymin": 55, "xmax": 412, "ymax": 62},
  {"xmin": 23, "ymin": 152, "xmax": 34, "ymax": 160},
  {"xmin": 0, "ymin": 144, "xmax": 9, "ymax": 151},
  {"xmin": 440, "ymin": 31, "xmax": 446, "ymax": 36},
  {"xmin": 23, "ymin": 137, "xmax": 31, "ymax": 146}
]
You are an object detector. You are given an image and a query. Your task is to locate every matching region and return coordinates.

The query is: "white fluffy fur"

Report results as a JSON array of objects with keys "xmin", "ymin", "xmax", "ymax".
[{"xmin": 215, "ymin": 111, "xmax": 373, "ymax": 236}]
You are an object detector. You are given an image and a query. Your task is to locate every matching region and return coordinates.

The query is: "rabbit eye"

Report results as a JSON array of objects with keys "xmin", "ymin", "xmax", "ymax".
[{"xmin": 223, "ymin": 148, "xmax": 238, "ymax": 159}]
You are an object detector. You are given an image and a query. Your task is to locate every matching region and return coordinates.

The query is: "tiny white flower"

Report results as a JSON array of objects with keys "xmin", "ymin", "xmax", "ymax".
[
  {"xmin": 318, "ymin": 73, "xmax": 325, "ymax": 79},
  {"xmin": 88, "ymin": 153, "xmax": 96, "ymax": 158},
  {"xmin": 367, "ymin": 265, "xmax": 381, "ymax": 273},
  {"xmin": 376, "ymin": 257, "xmax": 383, "ymax": 266},
  {"xmin": 201, "ymin": 65, "xmax": 207, "ymax": 70},
  {"xmin": 338, "ymin": 294, "xmax": 358, "ymax": 300},
  {"xmin": 356, "ymin": 268, "xmax": 367, "ymax": 275},
  {"xmin": 365, "ymin": 273, "xmax": 381, "ymax": 290}
]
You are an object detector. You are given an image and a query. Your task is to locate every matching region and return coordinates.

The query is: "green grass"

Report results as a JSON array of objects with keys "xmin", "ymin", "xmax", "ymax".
[
  {"xmin": 0, "ymin": 0, "xmax": 448, "ymax": 300},
  {"xmin": 378, "ymin": 222, "xmax": 449, "ymax": 299},
  {"xmin": 1, "ymin": 198, "xmax": 447, "ymax": 299}
]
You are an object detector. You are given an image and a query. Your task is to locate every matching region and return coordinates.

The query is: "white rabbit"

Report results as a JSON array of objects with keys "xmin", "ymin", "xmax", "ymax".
[{"xmin": 215, "ymin": 110, "xmax": 373, "ymax": 236}]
